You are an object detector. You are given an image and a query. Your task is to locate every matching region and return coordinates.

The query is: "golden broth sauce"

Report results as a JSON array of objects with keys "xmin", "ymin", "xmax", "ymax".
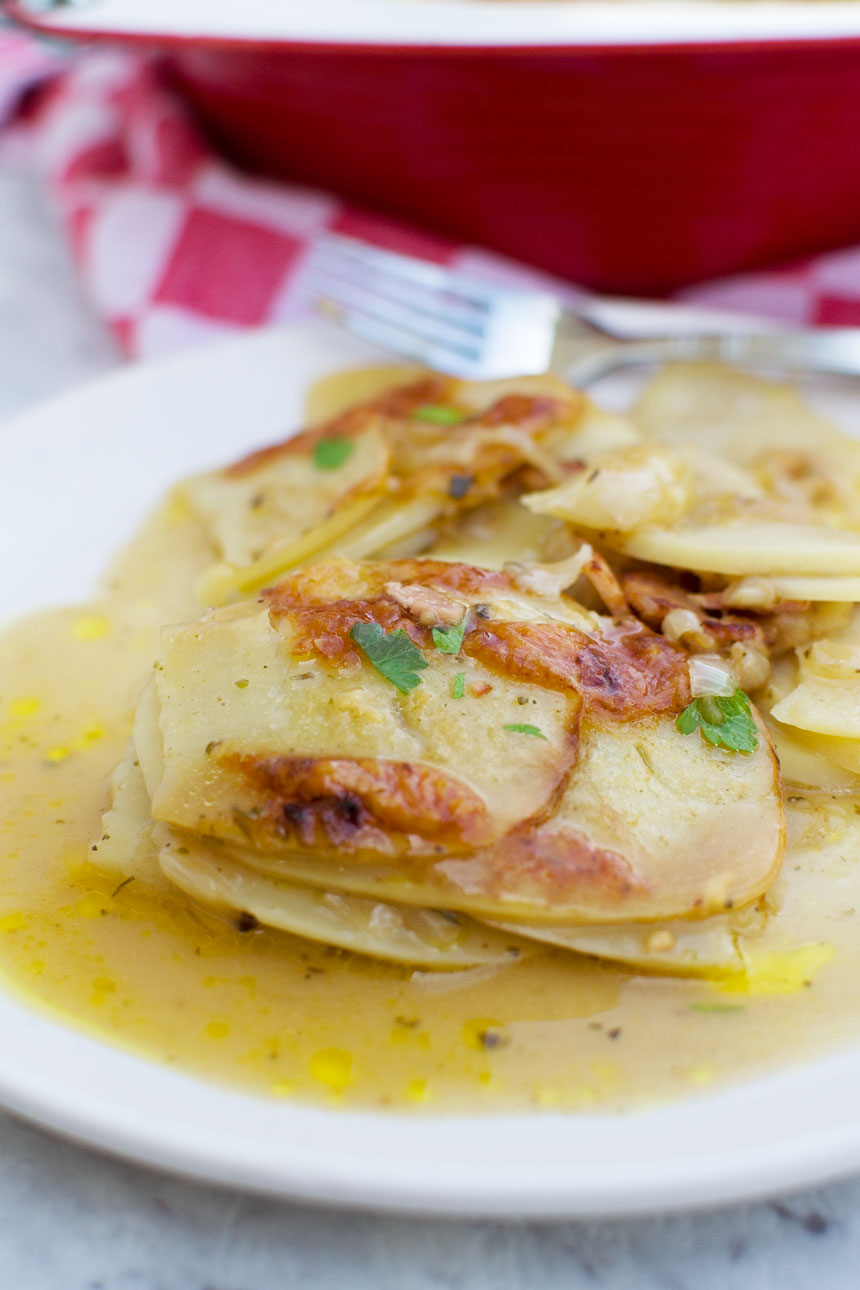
[{"xmin": 2, "ymin": 368, "xmax": 860, "ymax": 1114}]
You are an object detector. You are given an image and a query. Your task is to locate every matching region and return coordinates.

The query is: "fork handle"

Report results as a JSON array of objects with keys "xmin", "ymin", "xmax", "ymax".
[{"xmin": 558, "ymin": 328, "xmax": 860, "ymax": 387}]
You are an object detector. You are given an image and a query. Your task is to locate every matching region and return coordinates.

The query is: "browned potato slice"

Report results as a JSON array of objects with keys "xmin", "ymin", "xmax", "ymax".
[
  {"xmin": 149, "ymin": 604, "xmax": 579, "ymax": 854},
  {"xmin": 139, "ymin": 555, "xmax": 783, "ymax": 927},
  {"xmin": 234, "ymin": 706, "xmax": 782, "ymax": 926}
]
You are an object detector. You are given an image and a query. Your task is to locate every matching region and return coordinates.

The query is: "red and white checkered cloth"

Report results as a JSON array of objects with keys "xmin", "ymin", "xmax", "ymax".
[{"xmin": 4, "ymin": 29, "xmax": 860, "ymax": 362}]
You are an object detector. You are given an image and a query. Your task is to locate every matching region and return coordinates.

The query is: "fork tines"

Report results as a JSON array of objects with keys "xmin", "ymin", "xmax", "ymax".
[{"xmin": 302, "ymin": 234, "xmax": 560, "ymax": 379}]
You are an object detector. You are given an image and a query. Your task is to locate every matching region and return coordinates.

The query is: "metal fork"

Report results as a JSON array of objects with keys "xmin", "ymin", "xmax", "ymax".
[{"xmin": 303, "ymin": 235, "xmax": 860, "ymax": 386}]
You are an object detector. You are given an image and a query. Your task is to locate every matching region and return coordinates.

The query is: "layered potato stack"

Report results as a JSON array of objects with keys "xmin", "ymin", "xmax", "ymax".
[{"xmin": 95, "ymin": 365, "xmax": 860, "ymax": 976}]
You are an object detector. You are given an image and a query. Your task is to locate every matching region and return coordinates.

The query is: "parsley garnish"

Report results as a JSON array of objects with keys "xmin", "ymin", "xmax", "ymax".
[
  {"xmin": 676, "ymin": 689, "xmax": 758, "ymax": 754},
  {"xmin": 349, "ymin": 622, "xmax": 428, "ymax": 694},
  {"xmin": 432, "ymin": 615, "xmax": 467, "ymax": 655},
  {"xmin": 503, "ymin": 723, "xmax": 547, "ymax": 739},
  {"xmin": 452, "ymin": 672, "xmax": 466, "ymax": 699},
  {"xmin": 313, "ymin": 436, "xmax": 354, "ymax": 470},
  {"xmin": 413, "ymin": 404, "xmax": 465, "ymax": 426}
]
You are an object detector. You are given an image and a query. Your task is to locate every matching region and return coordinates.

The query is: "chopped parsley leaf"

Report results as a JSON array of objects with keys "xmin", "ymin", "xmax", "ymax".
[
  {"xmin": 503, "ymin": 723, "xmax": 546, "ymax": 739},
  {"xmin": 349, "ymin": 622, "xmax": 428, "ymax": 694},
  {"xmin": 432, "ymin": 615, "xmax": 467, "ymax": 655},
  {"xmin": 313, "ymin": 436, "xmax": 354, "ymax": 471},
  {"xmin": 452, "ymin": 672, "xmax": 466, "ymax": 700},
  {"xmin": 676, "ymin": 689, "xmax": 758, "ymax": 754},
  {"xmin": 413, "ymin": 403, "xmax": 465, "ymax": 426}
]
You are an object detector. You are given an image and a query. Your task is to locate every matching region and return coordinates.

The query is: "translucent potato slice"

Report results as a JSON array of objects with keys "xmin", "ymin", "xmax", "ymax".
[
  {"xmin": 492, "ymin": 911, "xmax": 747, "ymax": 975},
  {"xmin": 633, "ymin": 362, "xmax": 860, "ymax": 473},
  {"xmin": 725, "ymin": 575, "xmax": 860, "ymax": 604},
  {"xmin": 764, "ymin": 720, "xmax": 860, "ymax": 792},
  {"xmin": 496, "ymin": 797, "xmax": 845, "ymax": 987},
  {"xmin": 198, "ymin": 490, "xmax": 386, "ymax": 607},
  {"xmin": 182, "ymin": 422, "xmax": 390, "ymax": 570},
  {"xmin": 428, "ymin": 499, "xmax": 562, "ymax": 570},
  {"xmin": 91, "ymin": 741, "xmax": 160, "ymax": 883},
  {"xmin": 544, "ymin": 402, "xmax": 642, "ymax": 462},
  {"xmin": 620, "ymin": 521, "xmax": 860, "ymax": 577},
  {"xmin": 323, "ymin": 495, "xmax": 443, "ymax": 562},
  {"xmin": 771, "ymin": 637, "xmax": 860, "ymax": 738},
  {"xmin": 633, "ymin": 363, "xmax": 860, "ymax": 527},
  {"xmin": 524, "ymin": 443, "xmax": 693, "ymax": 533},
  {"xmin": 132, "ymin": 676, "xmax": 164, "ymax": 800},
  {"xmin": 156, "ymin": 827, "xmax": 530, "ymax": 970},
  {"xmin": 785, "ymin": 729, "xmax": 860, "ymax": 778}
]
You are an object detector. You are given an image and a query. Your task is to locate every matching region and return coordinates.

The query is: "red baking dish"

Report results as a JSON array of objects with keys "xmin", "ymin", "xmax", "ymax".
[{"xmin": 10, "ymin": 0, "xmax": 860, "ymax": 295}]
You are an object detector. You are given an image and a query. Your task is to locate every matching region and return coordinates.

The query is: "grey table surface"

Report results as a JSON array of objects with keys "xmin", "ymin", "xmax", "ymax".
[{"xmin": 4, "ymin": 160, "xmax": 860, "ymax": 1290}]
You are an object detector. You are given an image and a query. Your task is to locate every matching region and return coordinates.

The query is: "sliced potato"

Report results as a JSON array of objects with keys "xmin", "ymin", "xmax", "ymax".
[
  {"xmin": 634, "ymin": 362, "xmax": 860, "ymax": 474},
  {"xmin": 91, "ymin": 741, "xmax": 160, "ymax": 882},
  {"xmin": 427, "ymin": 499, "xmax": 562, "ymax": 569},
  {"xmin": 725, "ymin": 574, "xmax": 860, "ymax": 604},
  {"xmin": 621, "ymin": 520, "xmax": 860, "ymax": 576},
  {"xmin": 492, "ymin": 911, "xmax": 748, "ymax": 975},
  {"xmin": 136, "ymin": 550, "xmax": 784, "ymax": 928},
  {"xmin": 771, "ymin": 638, "xmax": 860, "ymax": 737},
  {"xmin": 633, "ymin": 363, "xmax": 860, "ymax": 527},
  {"xmin": 491, "ymin": 797, "xmax": 849, "ymax": 987},
  {"xmin": 545, "ymin": 402, "xmax": 642, "ymax": 463},
  {"xmin": 150, "ymin": 596, "xmax": 579, "ymax": 854},
  {"xmin": 197, "ymin": 490, "xmax": 387, "ymax": 607},
  {"xmin": 157, "ymin": 826, "xmax": 530, "ymax": 970},
  {"xmin": 231, "ymin": 707, "xmax": 783, "ymax": 927},
  {"xmin": 182, "ymin": 422, "xmax": 390, "ymax": 571},
  {"xmin": 524, "ymin": 443, "xmax": 693, "ymax": 532},
  {"xmin": 764, "ymin": 719, "xmax": 860, "ymax": 791}
]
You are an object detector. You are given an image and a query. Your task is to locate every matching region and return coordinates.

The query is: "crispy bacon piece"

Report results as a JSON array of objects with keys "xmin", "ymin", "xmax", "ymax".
[
  {"xmin": 622, "ymin": 569, "xmax": 766, "ymax": 651},
  {"xmin": 383, "ymin": 581, "xmax": 467, "ymax": 629},
  {"xmin": 580, "ymin": 550, "xmax": 629, "ymax": 618}
]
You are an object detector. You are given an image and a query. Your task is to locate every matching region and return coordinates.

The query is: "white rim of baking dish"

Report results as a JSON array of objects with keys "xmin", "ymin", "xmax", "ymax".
[{"xmin": 15, "ymin": 0, "xmax": 860, "ymax": 51}]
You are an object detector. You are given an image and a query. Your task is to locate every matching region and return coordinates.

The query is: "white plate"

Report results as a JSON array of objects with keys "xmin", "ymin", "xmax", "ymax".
[
  {"xmin": 20, "ymin": 0, "xmax": 860, "ymax": 51},
  {"xmin": 5, "ymin": 317, "xmax": 860, "ymax": 1220}
]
